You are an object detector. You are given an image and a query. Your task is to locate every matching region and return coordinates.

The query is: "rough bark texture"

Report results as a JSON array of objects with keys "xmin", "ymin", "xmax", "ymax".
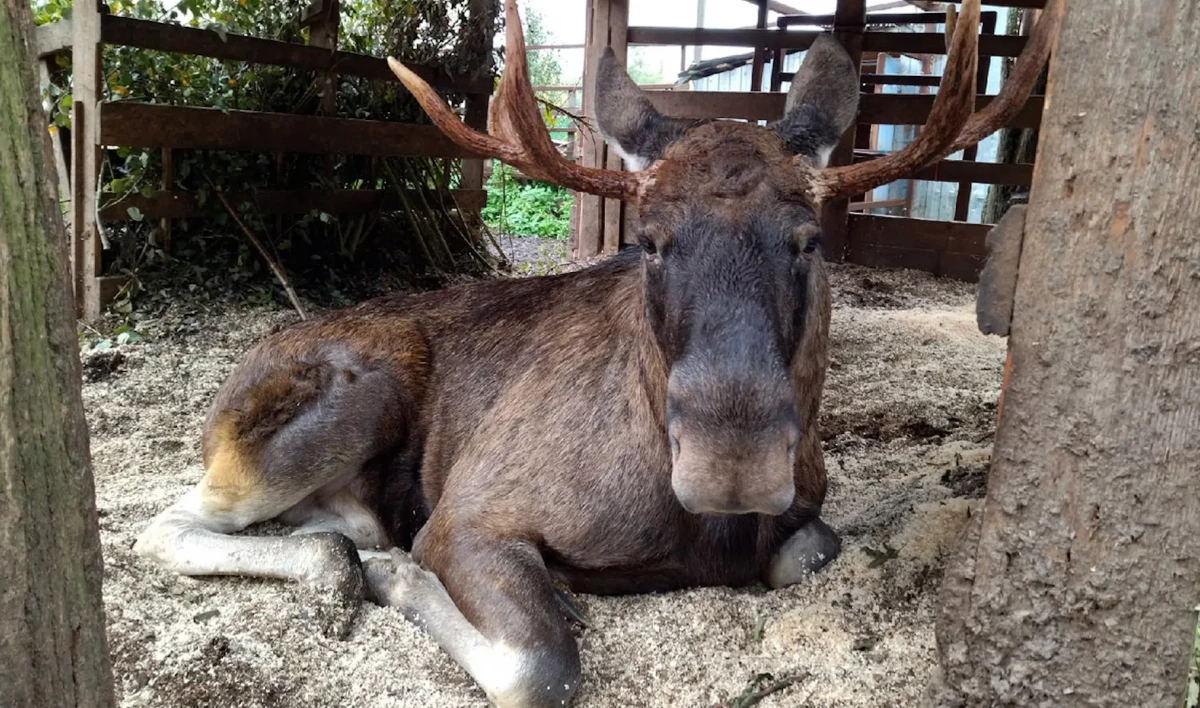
[
  {"xmin": 933, "ymin": 1, "xmax": 1200, "ymax": 706},
  {"xmin": 0, "ymin": 2, "xmax": 116, "ymax": 707}
]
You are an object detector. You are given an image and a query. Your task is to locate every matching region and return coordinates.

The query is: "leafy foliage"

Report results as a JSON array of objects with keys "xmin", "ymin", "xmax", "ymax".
[
  {"xmin": 482, "ymin": 164, "xmax": 570, "ymax": 239},
  {"xmin": 479, "ymin": 8, "xmax": 572, "ymax": 241}
]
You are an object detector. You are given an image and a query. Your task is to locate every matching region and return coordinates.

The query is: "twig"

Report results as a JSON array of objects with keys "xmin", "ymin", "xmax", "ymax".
[
  {"xmin": 712, "ymin": 671, "xmax": 810, "ymax": 708},
  {"xmin": 212, "ymin": 190, "xmax": 307, "ymax": 320}
]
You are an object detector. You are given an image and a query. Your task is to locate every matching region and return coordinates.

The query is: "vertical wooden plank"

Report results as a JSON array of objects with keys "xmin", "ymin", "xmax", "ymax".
[
  {"xmin": 601, "ymin": 0, "xmax": 629, "ymax": 254},
  {"xmin": 750, "ymin": 0, "xmax": 769, "ymax": 92},
  {"xmin": 72, "ymin": 0, "xmax": 103, "ymax": 319},
  {"xmin": 577, "ymin": 0, "xmax": 607, "ymax": 259},
  {"xmin": 461, "ymin": 0, "xmax": 492, "ymax": 216},
  {"xmin": 38, "ymin": 59, "xmax": 72, "ymax": 235},
  {"xmin": 306, "ymin": 0, "xmax": 340, "ymax": 181},
  {"xmin": 953, "ymin": 11, "xmax": 996, "ymax": 222},
  {"xmin": 769, "ymin": 47, "xmax": 785, "ymax": 92},
  {"xmin": 819, "ymin": 0, "xmax": 865, "ymax": 263}
]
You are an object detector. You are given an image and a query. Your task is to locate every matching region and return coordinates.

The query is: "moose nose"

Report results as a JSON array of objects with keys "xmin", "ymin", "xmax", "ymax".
[{"xmin": 668, "ymin": 418, "xmax": 798, "ymax": 517}]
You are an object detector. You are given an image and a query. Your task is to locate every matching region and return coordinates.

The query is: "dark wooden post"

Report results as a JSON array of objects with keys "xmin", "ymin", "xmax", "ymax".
[
  {"xmin": 819, "ymin": 0, "xmax": 864, "ymax": 263},
  {"xmin": 71, "ymin": 0, "xmax": 103, "ymax": 319},
  {"xmin": 460, "ymin": 0, "xmax": 492, "ymax": 231},
  {"xmin": 951, "ymin": 10, "xmax": 995, "ymax": 223},
  {"xmin": 577, "ymin": 0, "xmax": 608, "ymax": 259},
  {"xmin": 302, "ymin": 0, "xmax": 339, "ymax": 181},
  {"xmin": 0, "ymin": 2, "xmax": 115, "ymax": 706},
  {"xmin": 934, "ymin": 1, "xmax": 1200, "ymax": 704},
  {"xmin": 749, "ymin": 0, "xmax": 769, "ymax": 92},
  {"xmin": 601, "ymin": 0, "xmax": 628, "ymax": 254}
]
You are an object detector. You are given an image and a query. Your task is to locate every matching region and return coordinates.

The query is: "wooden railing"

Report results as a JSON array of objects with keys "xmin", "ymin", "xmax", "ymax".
[
  {"xmin": 570, "ymin": 0, "xmax": 1045, "ymax": 282},
  {"xmin": 37, "ymin": 0, "xmax": 492, "ymax": 320}
]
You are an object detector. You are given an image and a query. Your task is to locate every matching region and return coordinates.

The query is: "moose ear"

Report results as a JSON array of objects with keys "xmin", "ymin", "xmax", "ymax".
[
  {"xmin": 770, "ymin": 35, "xmax": 860, "ymax": 167},
  {"xmin": 595, "ymin": 48, "xmax": 689, "ymax": 171}
]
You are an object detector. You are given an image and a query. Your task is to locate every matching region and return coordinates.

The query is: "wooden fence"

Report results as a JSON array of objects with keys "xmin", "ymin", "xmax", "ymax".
[
  {"xmin": 35, "ymin": 0, "xmax": 491, "ymax": 320},
  {"xmin": 573, "ymin": 0, "xmax": 1047, "ymax": 282}
]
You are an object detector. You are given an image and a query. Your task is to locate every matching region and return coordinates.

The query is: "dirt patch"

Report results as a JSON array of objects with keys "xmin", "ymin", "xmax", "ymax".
[{"xmin": 85, "ymin": 237, "xmax": 1005, "ymax": 707}]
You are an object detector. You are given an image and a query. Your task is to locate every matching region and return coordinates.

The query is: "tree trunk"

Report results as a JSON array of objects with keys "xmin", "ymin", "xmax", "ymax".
[
  {"xmin": 933, "ymin": 2, "xmax": 1200, "ymax": 706},
  {"xmin": 0, "ymin": 2, "xmax": 116, "ymax": 707}
]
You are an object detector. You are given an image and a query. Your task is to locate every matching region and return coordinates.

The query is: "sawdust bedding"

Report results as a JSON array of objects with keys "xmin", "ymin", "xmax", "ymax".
[{"xmin": 82, "ymin": 236, "xmax": 1004, "ymax": 708}]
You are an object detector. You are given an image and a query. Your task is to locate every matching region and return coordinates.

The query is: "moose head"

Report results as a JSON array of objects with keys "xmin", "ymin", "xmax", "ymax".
[{"xmin": 387, "ymin": 0, "xmax": 1054, "ymax": 516}]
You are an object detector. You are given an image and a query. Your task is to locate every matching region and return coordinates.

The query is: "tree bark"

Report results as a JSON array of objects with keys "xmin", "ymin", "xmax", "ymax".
[
  {"xmin": 933, "ymin": 1, "xmax": 1200, "ymax": 706},
  {"xmin": 0, "ymin": 2, "xmax": 116, "ymax": 707}
]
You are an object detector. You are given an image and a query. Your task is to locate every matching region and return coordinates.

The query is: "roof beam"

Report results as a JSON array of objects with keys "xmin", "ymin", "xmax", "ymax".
[{"xmin": 738, "ymin": 0, "xmax": 807, "ymax": 15}]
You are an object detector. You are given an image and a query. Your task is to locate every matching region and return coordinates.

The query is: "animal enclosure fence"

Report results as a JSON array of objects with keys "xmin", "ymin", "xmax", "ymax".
[
  {"xmin": 571, "ymin": 0, "xmax": 1046, "ymax": 282},
  {"xmin": 35, "ymin": 0, "xmax": 492, "ymax": 320}
]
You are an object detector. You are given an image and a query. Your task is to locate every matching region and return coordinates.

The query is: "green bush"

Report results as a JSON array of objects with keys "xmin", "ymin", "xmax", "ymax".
[
  {"xmin": 482, "ymin": 164, "xmax": 571, "ymax": 239},
  {"xmin": 31, "ymin": 0, "xmax": 499, "ymax": 310}
]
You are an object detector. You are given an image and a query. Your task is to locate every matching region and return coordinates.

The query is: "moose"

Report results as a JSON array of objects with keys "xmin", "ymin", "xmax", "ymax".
[{"xmin": 133, "ymin": 1, "xmax": 1057, "ymax": 705}]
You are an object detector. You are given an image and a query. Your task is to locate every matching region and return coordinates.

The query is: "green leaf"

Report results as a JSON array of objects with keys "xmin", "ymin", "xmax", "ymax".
[
  {"xmin": 116, "ymin": 330, "xmax": 142, "ymax": 346},
  {"xmin": 127, "ymin": 206, "xmax": 144, "ymax": 222},
  {"xmin": 94, "ymin": 339, "xmax": 113, "ymax": 351}
]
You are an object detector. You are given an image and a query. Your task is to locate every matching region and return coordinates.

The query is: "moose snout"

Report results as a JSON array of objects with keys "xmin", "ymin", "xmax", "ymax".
[{"xmin": 668, "ymin": 418, "xmax": 798, "ymax": 517}]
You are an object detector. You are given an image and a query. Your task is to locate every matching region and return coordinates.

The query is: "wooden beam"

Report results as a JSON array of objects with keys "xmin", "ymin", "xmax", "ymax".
[
  {"xmin": 99, "ymin": 15, "xmax": 491, "ymax": 95},
  {"xmin": 628, "ymin": 26, "xmax": 1027, "ymax": 57},
  {"xmin": 644, "ymin": 90, "xmax": 1044, "ymax": 129},
  {"xmin": 72, "ymin": 1, "xmax": 103, "ymax": 320},
  {"xmin": 847, "ymin": 213, "xmax": 990, "ymax": 255},
  {"xmin": 820, "ymin": 0, "xmax": 865, "ymax": 264},
  {"xmin": 858, "ymin": 73, "xmax": 942, "ymax": 87},
  {"xmin": 954, "ymin": 10, "xmax": 997, "ymax": 222},
  {"xmin": 853, "ymin": 152, "xmax": 1034, "ymax": 186},
  {"xmin": 750, "ymin": 0, "xmax": 769, "ymax": 93},
  {"xmin": 35, "ymin": 19, "xmax": 72, "ymax": 57},
  {"xmin": 603, "ymin": 0, "xmax": 630, "ymax": 255},
  {"xmin": 98, "ymin": 102, "xmax": 485, "ymax": 158},
  {"xmin": 865, "ymin": 31, "xmax": 1027, "ymax": 58},
  {"xmin": 98, "ymin": 188, "xmax": 488, "ymax": 221},
  {"xmin": 459, "ymin": 0, "xmax": 492, "ymax": 221},
  {"xmin": 577, "ymin": 0, "xmax": 607, "ymax": 259}
]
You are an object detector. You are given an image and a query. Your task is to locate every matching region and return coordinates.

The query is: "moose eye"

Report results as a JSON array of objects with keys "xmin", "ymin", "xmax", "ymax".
[
  {"xmin": 640, "ymin": 236, "xmax": 658, "ymax": 256},
  {"xmin": 792, "ymin": 224, "xmax": 822, "ymax": 256}
]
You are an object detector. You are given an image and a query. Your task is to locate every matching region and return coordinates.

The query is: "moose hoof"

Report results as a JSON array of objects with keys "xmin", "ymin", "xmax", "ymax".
[
  {"xmin": 766, "ymin": 518, "xmax": 842, "ymax": 589},
  {"xmin": 300, "ymin": 532, "xmax": 365, "ymax": 640},
  {"xmin": 363, "ymin": 548, "xmax": 444, "ymax": 621}
]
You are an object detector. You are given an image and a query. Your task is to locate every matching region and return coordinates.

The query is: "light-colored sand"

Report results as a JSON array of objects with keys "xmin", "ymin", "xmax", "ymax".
[{"xmin": 84, "ymin": 239, "xmax": 1004, "ymax": 708}]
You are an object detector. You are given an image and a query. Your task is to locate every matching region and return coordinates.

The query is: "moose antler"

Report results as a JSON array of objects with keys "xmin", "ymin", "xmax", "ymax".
[
  {"xmin": 808, "ymin": 0, "xmax": 1061, "ymax": 204},
  {"xmin": 386, "ymin": 0, "xmax": 649, "ymax": 202}
]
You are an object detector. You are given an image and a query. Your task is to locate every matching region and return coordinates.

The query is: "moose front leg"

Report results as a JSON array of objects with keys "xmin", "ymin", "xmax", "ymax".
[
  {"xmin": 364, "ymin": 525, "xmax": 580, "ymax": 708},
  {"xmin": 765, "ymin": 517, "xmax": 842, "ymax": 589}
]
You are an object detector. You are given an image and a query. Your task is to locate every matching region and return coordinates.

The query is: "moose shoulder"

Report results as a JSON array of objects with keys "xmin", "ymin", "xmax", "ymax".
[{"xmin": 132, "ymin": 0, "xmax": 1058, "ymax": 706}]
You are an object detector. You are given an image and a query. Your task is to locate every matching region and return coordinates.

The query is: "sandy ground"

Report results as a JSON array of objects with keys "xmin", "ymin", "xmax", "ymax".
[{"xmin": 83, "ymin": 237, "xmax": 1004, "ymax": 708}]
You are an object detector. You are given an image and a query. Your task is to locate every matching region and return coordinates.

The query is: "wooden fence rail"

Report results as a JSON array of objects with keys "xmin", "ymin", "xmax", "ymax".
[
  {"xmin": 568, "ymin": 0, "xmax": 1046, "ymax": 282},
  {"xmin": 38, "ymin": 0, "xmax": 492, "ymax": 320}
]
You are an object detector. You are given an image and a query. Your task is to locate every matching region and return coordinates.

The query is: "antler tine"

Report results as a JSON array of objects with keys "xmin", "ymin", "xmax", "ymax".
[
  {"xmin": 386, "ymin": 0, "xmax": 645, "ymax": 201},
  {"xmin": 809, "ymin": 0, "xmax": 981, "ymax": 203},
  {"xmin": 949, "ymin": 0, "xmax": 1062, "ymax": 152}
]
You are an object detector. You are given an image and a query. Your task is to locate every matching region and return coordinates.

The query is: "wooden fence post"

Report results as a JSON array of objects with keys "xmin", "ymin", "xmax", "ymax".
[
  {"xmin": 576, "ymin": 0, "xmax": 607, "ymax": 259},
  {"xmin": 601, "ymin": 0, "xmax": 628, "ymax": 255},
  {"xmin": 461, "ymin": 0, "xmax": 492, "ymax": 234},
  {"xmin": 951, "ymin": 10, "xmax": 996, "ymax": 223},
  {"xmin": 820, "ymin": 0, "xmax": 865, "ymax": 263},
  {"xmin": 71, "ymin": 0, "xmax": 103, "ymax": 319},
  {"xmin": 934, "ymin": 1, "xmax": 1200, "ymax": 703}
]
